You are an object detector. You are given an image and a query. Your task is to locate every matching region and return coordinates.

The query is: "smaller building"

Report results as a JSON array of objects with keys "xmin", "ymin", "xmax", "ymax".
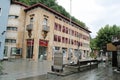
[
  {"xmin": 107, "ymin": 35, "xmax": 120, "ymax": 69},
  {"xmin": 0, "ymin": 0, "xmax": 11, "ymax": 60},
  {"xmin": 4, "ymin": 1, "xmax": 27, "ymax": 59},
  {"xmin": 111, "ymin": 35, "xmax": 120, "ymax": 69}
]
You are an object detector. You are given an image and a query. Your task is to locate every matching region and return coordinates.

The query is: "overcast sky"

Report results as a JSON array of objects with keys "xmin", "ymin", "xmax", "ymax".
[{"xmin": 56, "ymin": 0, "xmax": 120, "ymax": 38}]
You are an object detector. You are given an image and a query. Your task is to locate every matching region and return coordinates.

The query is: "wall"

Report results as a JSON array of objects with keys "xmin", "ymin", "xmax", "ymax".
[
  {"xmin": 23, "ymin": 7, "xmax": 90, "ymax": 61},
  {"xmin": 5, "ymin": 4, "xmax": 26, "ymax": 58}
]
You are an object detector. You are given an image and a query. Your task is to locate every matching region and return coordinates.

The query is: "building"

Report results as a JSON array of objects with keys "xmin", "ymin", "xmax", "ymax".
[
  {"xmin": 111, "ymin": 35, "xmax": 120, "ymax": 70},
  {"xmin": 0, "ymin": 0, "xmax": 11, "ymax": 60},
  {"xmin": 4, "ymin": 1, "xmax": 27, "ymax": 59},
  {"xmin": 6, "ymin": 1, "xmax": 91, "ymax": 62}
]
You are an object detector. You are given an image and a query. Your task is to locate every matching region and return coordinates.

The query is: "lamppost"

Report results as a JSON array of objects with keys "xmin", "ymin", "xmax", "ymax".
[
  {"xmin": 100, "ymin": 49, "xmax": 103, "ymax": 61},
  {"xmin": 68, "ymin": 0, "xmax": 72, "ymax": 62}
]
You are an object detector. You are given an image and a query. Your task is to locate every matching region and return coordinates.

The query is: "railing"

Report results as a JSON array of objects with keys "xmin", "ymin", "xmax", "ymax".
[
  {"xmin": 26, "ymin": 24, "xmax": 33, "ymax": 30},
  {"xmin": 42, "ymin": 25, "xmax": 49, "ymax": 32}
]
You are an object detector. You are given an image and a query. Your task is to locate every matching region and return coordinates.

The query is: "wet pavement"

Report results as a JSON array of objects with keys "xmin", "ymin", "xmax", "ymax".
[
  {"xmin": 18, "ymin": 63, "xmax": 120, "ymax": 80},
  {"xmin": 0, "ymin": 59, "xmax": 52, "ymax": 80},
  {"xmin": 0, "ymin": 59, "xmax": 120, "ymax": 80}
]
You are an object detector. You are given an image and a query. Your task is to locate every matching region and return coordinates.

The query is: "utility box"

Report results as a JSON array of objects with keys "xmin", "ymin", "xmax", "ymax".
[{"xmin": 51, "ymin": 51, "xmax": 63, "ymax": 72}]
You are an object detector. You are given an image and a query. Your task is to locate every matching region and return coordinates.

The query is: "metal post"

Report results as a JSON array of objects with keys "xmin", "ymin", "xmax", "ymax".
[{"xmin": 68, "ymin": 0, "xmax": 72, "ymax": 63}]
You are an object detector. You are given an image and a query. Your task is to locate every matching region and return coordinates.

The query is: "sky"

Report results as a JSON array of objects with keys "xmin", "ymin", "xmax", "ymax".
[{"xmin": 56, "ymin": 0, "xmax": 120, "ymax": 38}]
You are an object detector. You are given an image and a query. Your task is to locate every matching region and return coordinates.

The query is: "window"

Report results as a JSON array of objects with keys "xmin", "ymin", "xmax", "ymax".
[
  {"xmin": 30, "ymin": 17, "xmax": 34, "ymax": 24},
  {"xmin": 54, "ymin": 35, "xmax": 57, "ymax": 41},
  {"xmin": 71, "ymin": 39, "xmax": 74, "ymax": 45},
  {"xmin": 66, "ymin": 38, "xmax": 68, "ymax": 44},
  {"xmin": 55, "ymin": 46, "xmax": 60, "ymax": 50},
  {"xmin": 66, "ymin": 27, "xmax": 68, "ymax": 34},
  {"xmin": 54, "ymin": 23, "xmax": 58, "ymax": 30},
  {"xmin": 58, "ymin": 24, "xmax": 61, "ymax": 31},
  {"xmin": 62, "ymin": 26, "xmax": 65, "ymax": 33},
  {"xmin": 7, "ymin": 26, "xmax": 17, "ymax": 31},
  {"xmin": 75, "ymin": 31, "xmax": 76, "ymax": 37},
  {"xmin": 62, "ymin": 37, "xmax": 65, "ymax": 43},
  {"xmin": 80, "ymin": 42, "xmax": 82, "ymax": 46},
  {"xmin": 8, "ymin": 15, "xmax": 18, "ymax": 19},
  {"xmin": 11, "ymin": 47, "xmax": 17, "ymax": 55},
  {"xmin": 5, "ymin": 39, "xmax": 16, "ymax": 43},
  {"xmin": 58, "ymin": 36, "xmax": 61, "ymax": 42},
  {"xmin": 0, "ymin": 8, "xmax": 2, "ymax": 16},
  {"xmin": 74, "ymin": 40, "xmax": 76, "ymax": 45},
  {"xmin": 72, "ymin": 30, "xmax": 74, "ymax": 36}
]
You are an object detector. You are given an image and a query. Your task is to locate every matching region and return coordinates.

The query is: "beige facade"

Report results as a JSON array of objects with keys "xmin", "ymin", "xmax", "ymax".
[
  {"xmin": 5, "ymin": 2, "xmax": 90, "ymax": 62},
  {"xmin": 23, "ymin": 4, "xmax": 90, "ymax": 61},
  {"xmin": 4, "ymin": 2, "xmax": 27, "ymax": 58}
]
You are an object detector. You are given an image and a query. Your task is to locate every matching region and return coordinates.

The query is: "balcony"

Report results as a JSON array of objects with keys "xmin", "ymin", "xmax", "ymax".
[
  {"xmin": 26, "ymin": 24, "xmax": 33, "ymax": 31},
  {"xmin": 42, "ymin": 25, "xmax": 49, "ymax": 32}
]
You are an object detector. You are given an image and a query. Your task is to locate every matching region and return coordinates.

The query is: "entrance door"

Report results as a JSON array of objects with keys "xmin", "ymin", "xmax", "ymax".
[
  {"xmin": 26, "ymin": 46, "xmax": 33, "ymax": 58},
  {"xmin": 38, "ymin": 46, "xmax": 47, "ymax": 61}
]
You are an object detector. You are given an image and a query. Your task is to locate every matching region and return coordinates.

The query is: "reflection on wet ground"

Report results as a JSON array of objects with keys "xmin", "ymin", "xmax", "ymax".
[
  {"xmin": 0, "ymin": 59, "xmax": 120, "ymax": 80},
  {"xmin": 18, "ymin": 62, "xmax": 120, "ymax": 80}
]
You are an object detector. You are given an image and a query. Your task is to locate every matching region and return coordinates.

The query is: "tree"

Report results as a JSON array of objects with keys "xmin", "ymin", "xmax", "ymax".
[
  {"xmin": 90, "ymin": 38, "xmax": 98, "ymax": 50},
  {"xmin": 95, "ymin": 25, "xmax": 120, "ymax": 51}
]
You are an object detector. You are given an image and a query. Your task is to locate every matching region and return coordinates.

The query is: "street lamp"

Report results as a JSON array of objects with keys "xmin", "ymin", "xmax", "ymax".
[
  {"xmin": 68, "ymin": 0, "xmax": 72, "ymax": 62},
  {"xmin": 100, "ymin": 49, "xmax": 103, "ymax": 61}
]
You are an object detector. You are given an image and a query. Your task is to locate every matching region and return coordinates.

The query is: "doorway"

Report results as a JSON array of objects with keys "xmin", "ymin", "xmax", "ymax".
[
  {"xmin": 26, "ymin": 46, "xmax": 33, "ymax": 58},
  {"xmin": 38, "ymin": 46, "xmax": 47, "ymax": 61}
]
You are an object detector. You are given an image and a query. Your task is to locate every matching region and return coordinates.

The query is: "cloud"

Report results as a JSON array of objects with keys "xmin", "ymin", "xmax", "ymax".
[{"xmin": 57, "ymin": 0, "xmax": 120, "ymax": 38}]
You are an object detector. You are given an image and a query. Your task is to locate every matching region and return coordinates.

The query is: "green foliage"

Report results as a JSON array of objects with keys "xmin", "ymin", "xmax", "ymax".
[
  {"xmin": 16, "ymin": 0, "xmax": 86, "ymax": 28},
  {"xmin": 90, "ymin": 38, "xmax": 99, "ymax": 50},
  {"xmin": 95, "ymin": 24, "xmax": 120, "ymax": 50},
  {"xmin": 71, "ymin": 16, "xmax": 86, "ymax": 27},
  {"xmin": 90, "ymin": 52, "xmax": 97, "ymax": 59}
]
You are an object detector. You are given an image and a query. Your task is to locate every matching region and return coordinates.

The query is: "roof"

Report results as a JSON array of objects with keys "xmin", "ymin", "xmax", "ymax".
[{"xmin": 24, "ymin": 3, "xmax": 91, "ymax": 33}]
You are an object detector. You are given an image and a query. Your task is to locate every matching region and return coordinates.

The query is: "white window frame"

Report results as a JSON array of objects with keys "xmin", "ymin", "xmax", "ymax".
[{"xmin": 0, "ymin": 8, "xmax": 2, "ymax": 16}]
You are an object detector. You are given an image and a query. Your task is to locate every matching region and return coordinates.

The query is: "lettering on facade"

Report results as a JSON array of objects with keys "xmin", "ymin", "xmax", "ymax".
[
  {"xmin": 27, "ymin": 39, "xmax": 34, "ymax": 46},
  {"xmin": 39, "ymin": 39, "xmax": 48, "ymax": 47}
]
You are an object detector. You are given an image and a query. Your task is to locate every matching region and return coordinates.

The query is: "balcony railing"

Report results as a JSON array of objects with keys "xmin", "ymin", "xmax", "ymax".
[
  {"xmin": 42, "ymin": 25, "xmax": 49, "ymax": 32},
  {"xmin": 26, "ymin": 24, "xmax": 33, "ymax": 31}
]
